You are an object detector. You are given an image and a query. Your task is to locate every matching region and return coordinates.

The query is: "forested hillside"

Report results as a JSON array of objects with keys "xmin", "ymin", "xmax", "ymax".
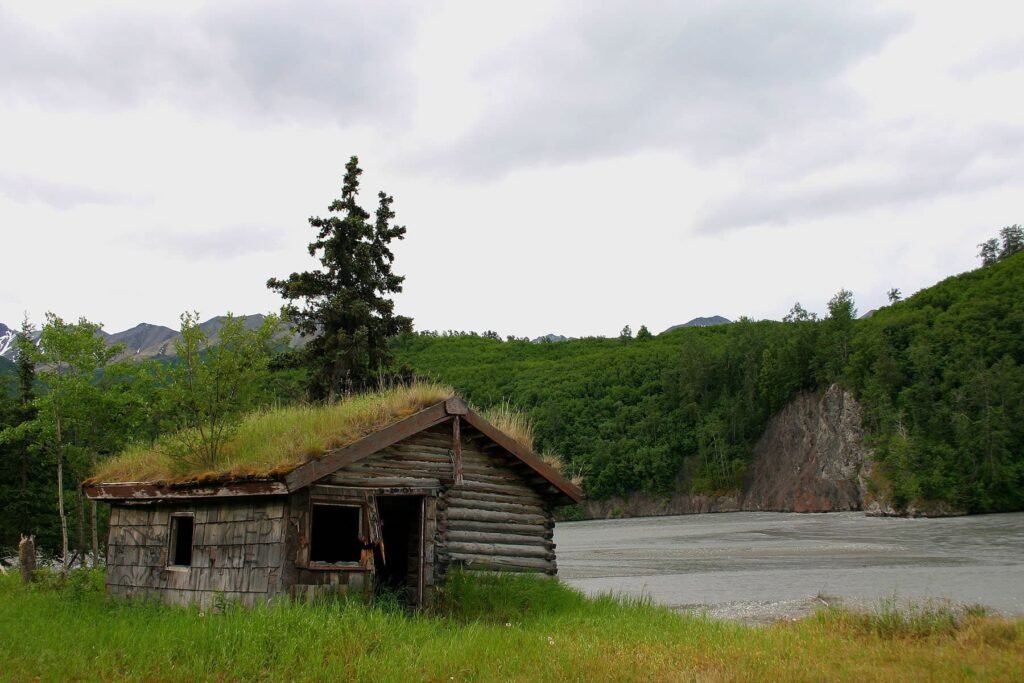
[
  {"xmin": 392, "ymin": 253, "xmax": 1024, "ymax": 512},
  {"xmin": 848, "ymin": 252, "xmax": 1024, "ymax": 511}
]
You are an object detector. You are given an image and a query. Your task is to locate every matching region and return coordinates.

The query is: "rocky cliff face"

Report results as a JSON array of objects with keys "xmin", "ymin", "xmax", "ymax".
[
  {"xmin": 582, "ymin": 384, "xmax": 964, "ymax": 519},
  {"xmin": 741, "ymin": 384, "xmax": 869, "ymax": 513},
  {"xmin": 582, "ymin": 384, "xmax": 875, "ymax": 519}
]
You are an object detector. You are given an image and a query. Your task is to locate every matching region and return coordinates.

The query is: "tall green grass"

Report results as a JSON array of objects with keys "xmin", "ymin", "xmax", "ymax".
[{"xmin": 1, "ymin": 569, "xmax": 1021, "ymax": 682}]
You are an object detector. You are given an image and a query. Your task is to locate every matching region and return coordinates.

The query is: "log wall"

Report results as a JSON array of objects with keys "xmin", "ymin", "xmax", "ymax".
[
  {"xmin": 105, "ymin": 499, "xmax": 286, "ymax": 608},
  {"xmin": 328, "ymin": 423, "xmax": 557, "ymax": 578}
]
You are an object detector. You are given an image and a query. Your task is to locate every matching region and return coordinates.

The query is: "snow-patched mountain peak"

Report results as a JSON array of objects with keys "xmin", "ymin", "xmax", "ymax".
[{"xmin": 0, "ymin": 322, "xmax": 15, "ymax": 360}]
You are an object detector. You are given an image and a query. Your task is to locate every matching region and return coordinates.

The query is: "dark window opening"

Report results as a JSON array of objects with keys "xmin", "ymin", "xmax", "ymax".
[
  {"xmin": 310, "ymin": 504, "xmax": 362, "ymax": 564},
  {"xmin": 169, "ymin": 516, "xmax": 194, "ymax": 567}
]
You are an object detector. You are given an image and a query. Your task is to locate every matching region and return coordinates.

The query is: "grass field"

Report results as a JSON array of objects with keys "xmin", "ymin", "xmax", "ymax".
[{"xmin": 1, "ymin": 569, "xmax": 1021, "ymax": 682}]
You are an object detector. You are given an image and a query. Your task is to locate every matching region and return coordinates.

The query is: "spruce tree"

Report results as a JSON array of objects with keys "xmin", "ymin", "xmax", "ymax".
[
  {"xmin": 15, "ymin": 317, "xmax": 36, "ymax": 406},
  {"xmin": 268, "ymin": 156, "xmax": 412, "ymax": 400}
]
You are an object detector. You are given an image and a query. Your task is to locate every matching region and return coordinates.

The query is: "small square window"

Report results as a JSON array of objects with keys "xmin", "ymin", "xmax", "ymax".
[
  {"xmin": 310, "ymin": 504, "xmax": 362, "ymax": 564},
  {"xmin": 169, "ymin": 515, "xmax": 194, "ymax": 567}
]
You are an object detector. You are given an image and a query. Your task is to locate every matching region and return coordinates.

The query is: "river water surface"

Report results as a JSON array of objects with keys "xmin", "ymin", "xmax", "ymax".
[{"xmin": 554, "ymin": 511, "xmax": 1024, "ymax": 621}]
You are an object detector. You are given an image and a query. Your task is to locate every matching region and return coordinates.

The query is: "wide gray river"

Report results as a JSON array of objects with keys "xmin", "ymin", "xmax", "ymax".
[{"xmin": 554, "ymin": 511, "xmax": 1024, "ymax": 621}]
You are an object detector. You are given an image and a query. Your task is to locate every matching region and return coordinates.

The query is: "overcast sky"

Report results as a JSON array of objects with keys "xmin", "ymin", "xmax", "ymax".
[{"xmin": 2, "ymin": 1, "xmax": 1022, "ymax": 337}]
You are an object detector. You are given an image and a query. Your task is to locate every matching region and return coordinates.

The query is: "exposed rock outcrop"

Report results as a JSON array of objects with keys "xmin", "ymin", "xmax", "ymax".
[
  {"xmin": 583, "ymin": 492, "xmax": 740, "ymax": 519},
  {"xmin": 581, "ymin": 384, "xmax": 963, "ymax": 519},
  {"xmin": 863, "ymin": 499, "xmax": 966, "ymax": 518},
  {"xmin": 741, "ymin": 384, "xmax": 869, "ymax": 513}
]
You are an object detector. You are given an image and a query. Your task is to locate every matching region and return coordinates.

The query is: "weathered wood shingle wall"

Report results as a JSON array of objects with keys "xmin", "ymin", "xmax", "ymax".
[{"xmin": 106, "ymin": 499, "xmax": 286, "ymax": 607}]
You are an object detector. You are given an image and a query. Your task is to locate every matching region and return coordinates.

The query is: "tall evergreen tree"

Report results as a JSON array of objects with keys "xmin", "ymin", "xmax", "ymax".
[
  {"xmin": 15, "ymin": 317, "xmax": 36, "ymax": 406},
  {"xmin": 268, "ymin": 156, "xmax": 412, "ymax": 400}
]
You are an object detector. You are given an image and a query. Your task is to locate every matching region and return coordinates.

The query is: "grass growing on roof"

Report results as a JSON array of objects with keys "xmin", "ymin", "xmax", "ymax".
[
  {"xmin": 482, "ymin": 400, "xmax": 579, "ymax": 485},
  {"xmin": 482, "ymin": 399, "xmax": 536, "ymax": 452},
  {"xmin": 89, "ymin": 381, "xmax": 454, "ymax": 484}
]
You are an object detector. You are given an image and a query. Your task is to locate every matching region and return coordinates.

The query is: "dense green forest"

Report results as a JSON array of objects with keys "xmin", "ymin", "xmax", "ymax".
[
  {"xmin": 848, "ymin": 253, "xmax": 1024, "ymax": 510},
  {"xmin": 0, "ymin": 357, "xmax": 14, "ymax": 381},
  {"xmin": 392, "ymin": 253, "xmax": 1024, "ymax": 512}
]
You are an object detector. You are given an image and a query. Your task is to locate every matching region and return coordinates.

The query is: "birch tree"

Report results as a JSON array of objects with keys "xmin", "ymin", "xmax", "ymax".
[
  {"xmin": 1, "ymin": 314, "xmax": 121, "ymax": 570},
  {"xmin": 170, "ymin": 312, "xmax": 278, "ymax": 471}
]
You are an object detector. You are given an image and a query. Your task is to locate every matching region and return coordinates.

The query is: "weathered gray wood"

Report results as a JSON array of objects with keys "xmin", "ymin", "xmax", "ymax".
[
  {"xmin": 445, "ymin": 529, "xmax": 553, "ymax": 546},
  {"xmin": 324, "ymin": 475, "xmax": 444, "ymax": 488},
  {"xmin": 347, "ymin": 456, "xmax": 521, "ymax": 480},
  {"xmin": 85, "ymin": 480, "xmax": 289, "ymax": 501},
  {"xmin": 446, "ymin": 542, "xmax": 554, "ymax": 559},
  {"xmin": 109, "ymin": 525, "xmax": 165, "ymax": 547},
  {"xmin": 310, "ymin": 485, "xmax": 369, "ymax": 501},
  {"xmin": 445, "ymin": 508, "xmax": 548, "ymax": 526},
  {"xmin": 439, "ymin": 497, "xmax": 544, "ymax": 515},
  {"xmin": 117, "ymin": 508, "xmax": 154, "ymax": 526},
  {"xmin": 444, "ymin": 552, "xmax": 554, "ymax": 571},
  {"xmin": 441, "ymin": 520, "xmax": 552, "ymax": 536},
  {"xmin": 443, "ymin": 489, "xmax": 545, "ymax": 506},
  {"xmin": 453, "ymin": 481, "xmax": 545, "ymax": 501}
]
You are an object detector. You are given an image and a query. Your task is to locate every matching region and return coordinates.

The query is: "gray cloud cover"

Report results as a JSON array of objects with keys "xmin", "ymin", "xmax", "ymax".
[
  {"xmin": 699, "ymin": 123, "xmax": 1024, "ymax": 231},
  {"xmin": 419, "ymin": 1, "xmax": 909, "ymax": 176},
  {"xmin": 0, "ymin": 174, "xmax": 146, "ymax": 209},
  {"xmin": 135, "ymin": 225, "xmax": 288, "ymax": 260},
  {"xmin": 0, "ymin": 1, "xmax": 419, "ymax": 125}
]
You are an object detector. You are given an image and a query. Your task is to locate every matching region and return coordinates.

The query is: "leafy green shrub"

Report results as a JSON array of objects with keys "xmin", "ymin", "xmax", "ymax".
[{"xmin": 27, "ymin": 567, "xmax": 105, "ymax": 602}]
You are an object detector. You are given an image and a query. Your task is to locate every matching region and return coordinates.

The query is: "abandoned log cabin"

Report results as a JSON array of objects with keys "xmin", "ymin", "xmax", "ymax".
[{"xmin": 83, "ymin": 395, "xmax": 583, "ymax": 608}]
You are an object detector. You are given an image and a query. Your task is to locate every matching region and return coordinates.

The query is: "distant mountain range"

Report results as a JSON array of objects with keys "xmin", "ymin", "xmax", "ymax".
[
  {"xmin": 0, "ymin": 314, "xmax": 292, "ymax": 362},
  {"xmin": 661, "ymin": 315, "xmax": 732, "ymax": 334},
  {"xmin": 0, "ymin": 313, "xmax": 734, "ymax": 361}
]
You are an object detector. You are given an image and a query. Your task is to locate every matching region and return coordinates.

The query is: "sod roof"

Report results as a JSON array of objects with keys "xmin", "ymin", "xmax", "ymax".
[{"xmin": 85, "ymin": 382, "xmax": 583, "ymax": 503}]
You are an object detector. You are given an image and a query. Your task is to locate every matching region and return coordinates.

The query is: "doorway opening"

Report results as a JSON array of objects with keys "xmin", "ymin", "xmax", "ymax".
[{"xmin": 375, "ymin": 495, "xmax": 424, "ymax": 606}]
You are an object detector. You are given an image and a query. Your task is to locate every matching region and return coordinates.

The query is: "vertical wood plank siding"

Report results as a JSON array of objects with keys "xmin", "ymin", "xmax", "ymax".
[{"xmin": 105, "ymin": 499, "xmax": 287, "ymax": 608}]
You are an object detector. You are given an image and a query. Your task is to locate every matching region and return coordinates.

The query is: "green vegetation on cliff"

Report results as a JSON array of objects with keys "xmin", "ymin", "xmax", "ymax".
[
  {"xmin": 393, "ymin": 254, "xmax": 1024, "ymax": 512},
  {"xmin": 848, "ymin": 252, "xmax": 1024, "ymax": 511}
]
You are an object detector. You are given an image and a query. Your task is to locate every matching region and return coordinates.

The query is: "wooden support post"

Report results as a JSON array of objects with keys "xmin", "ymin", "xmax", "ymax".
[{"xmin": 452, "ymin": 416, "xmax": 464, "ymax": 486}]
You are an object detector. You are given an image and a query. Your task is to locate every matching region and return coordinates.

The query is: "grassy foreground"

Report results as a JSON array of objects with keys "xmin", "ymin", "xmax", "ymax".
[{"xmin": 1, "ymin": 570, "xmax": 1021, "ymax": 682}]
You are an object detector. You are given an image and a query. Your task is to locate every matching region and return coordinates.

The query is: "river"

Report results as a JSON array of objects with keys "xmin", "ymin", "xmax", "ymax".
[{"xmin": 554, "ymin": 511, "xmax": 1024, "ymax": 622}]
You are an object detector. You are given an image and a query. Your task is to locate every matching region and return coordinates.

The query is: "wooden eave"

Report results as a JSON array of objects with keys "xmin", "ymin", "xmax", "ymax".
[
  {"xmin": 84, "ymin": 479, "xmax": 289, "ymax": 501},
  {"xmin": 84, "ymin": 397, "xmax": 584, "ymax": 504}
]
